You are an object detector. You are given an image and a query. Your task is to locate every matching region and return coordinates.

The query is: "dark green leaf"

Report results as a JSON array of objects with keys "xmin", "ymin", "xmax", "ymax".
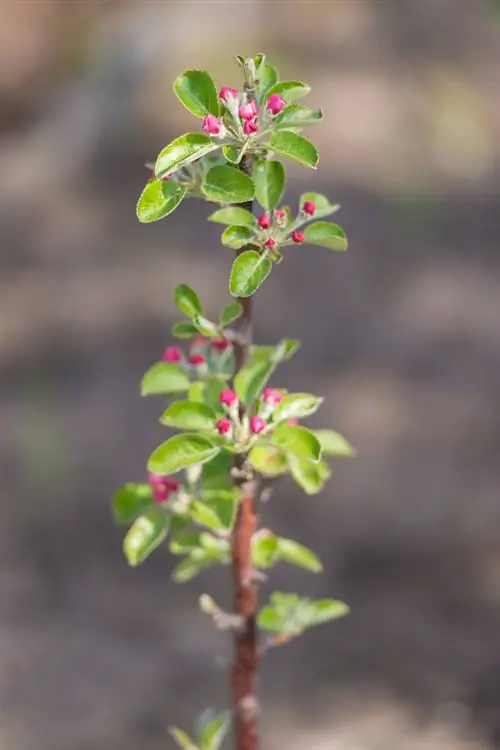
[
  {"xmin": 234, "ymin": 358, "xmax": 277, "ymax": 405},
  {"xmin": 173, "ymin": 69, "xmax": 219, "ymax": 117},
  {"xmin": 112, "ymin": 483, "xmax": 155, "ymax": 524},
  {"xmin": 141, "ymin": 363, "xmax": 190, "ymax": 396},
  {"xmin": 266, "ymin": 80, "xmax": 311, "ymax": 103},
  {"xmin": 172, "ymin": 321, "xmax": 198, "ymax": 339},
  {"xmin": 269, "ymin": 131, "xmax": 319, "ymax": 169},
  {"xmin": 274, "ymin": 104, "xmax": 323, "ymax": 130},
  {"xmin": 123, "ymin": 512, "xmax": 170, "ymax": 566},
  {"xmin": 271, "ymin": 425, "xmax": 322, "ymax": 462},
  {"xmin": 174, "ymin": 283, "xmax": 204, "ymax": 318},
  {"xmin": 303, "ymin": 221, "xmax": 348, "ymax": 251},
  {"xmin": 277, "ymin": 538, "xmax": 323, "ymax": 573},
  {"xmin": 221, "ymin": 225, "xmax": 255, "ymax": 250},
  {"xmin": 253, "ymin": 159, "xmax": 286, "ymax": 211},
  {"xmin": 314, "ymin": 429, "xmax": 355, "ymax": 456},
  {"xmin": 229, "ymin": 250, "xmax": 272, "ymax": 298},
  {"xmin": 160, "ymin": 400, "xmax": 217, "ymax": 431},
  {"xmin": 299, "ymin": 192, "xmax": 340, "ymax": 219},
  {"xmin": 156, "ymin": 133, "xmax": 219, "ymax": 179},
  {"xmin": 273, "ymin": 393, "xmax": 323, "ymax": 422},
  {"xmin": 202, "ymin": 165, "xmax": 255, "ymax": 204},
  {"xmin": 148, "ymin": 434, "xmax": 220, "ymax": 475},
  {"xmin": 219, "ymin": 301, "xmax": 243, "ymax": 327},
  {"xmin": 136, "ymin": 179, "xmax": 187, "ymax": 223},
  {"xmin": 208, "ymin": 206, "xmax": 255, "ymax": 227}
]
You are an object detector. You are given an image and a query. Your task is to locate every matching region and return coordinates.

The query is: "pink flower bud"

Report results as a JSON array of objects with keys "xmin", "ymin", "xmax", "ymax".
[
  {"xmin": 258, "ymin": 214, "xmax": 271, "ymax": 229},
  {"xmin": 274, "ymin": 208, "xmax": 286, "ymax": 220},
  {"xmin": 243, "ymin": 119, "xmax": 259, "ymax": 135},
  {"xmin": 188, "ymin": 353, "xmax": 205, "ymax": 366},
  {"xmin": 287, "ymin": 418, "xmax": 299, "ymax": 425},
  {"xmin": 303, "ymin": 200, "xmax": 316, "ymax": 216},
  {"xmin": 239, "ymin": 103, "xmax": 256, "ymax": 121},
  {"xmin": 292, "ymin": 230, "xmax": 305, "ymax": 244},
  {"xmin": 162, "ymin": 346, "xmax": 182, "ymax": 363},
  {"xmin": 265, "ymin": 238, "xmax": 277, "ymax": 250},
  {"xmin": 219, "ymin": 86, "xmax": 238, "ymax": 102},
  {"xmin": 212, "ymin": 338, "xmax": 231, "ymax": 351},
  {"xmin": 250, "ymin": 416, "xmax": 267, "ymax": 434},
  {"xmin": 148, "ymin": 473, "xmax": 180, "ymax": 503},
  {"xmin": 220, "ymin": 389, "xmax": 238, "ymax": 407},
  {"xmin": 266, "ymin": 93, "xmax": 286, "ymax": 115},
  {"xmin": 192, "ymin": 335, "xmax": 206, "ymax": 347},
  {"xmin": 262, "ymin": 388, "xmax": 283, "ymax": 406},
  {"xmin": 216, "ymin": 417, "xmax": 232, "ymax": 435},
  {"xmin": 202, "ymin": 114, "xmax": 223, "ymax": 135}
]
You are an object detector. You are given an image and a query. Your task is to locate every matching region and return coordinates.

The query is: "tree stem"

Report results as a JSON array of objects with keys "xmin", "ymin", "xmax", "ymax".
[{"xmin": 230, "ymin": 153, "xmax": 259, "ymax": 750}]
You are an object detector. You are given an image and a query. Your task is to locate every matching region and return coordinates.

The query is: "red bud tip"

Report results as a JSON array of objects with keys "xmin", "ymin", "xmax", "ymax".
[
  {"xmin": 262, "ymin": 388, "xmax": 283, "ymax": 406},
  {"xmin": 243, "ymin": 119, "xmax": 259, "ymax": 135},
  {"xmin": 258, "ymin": 214, "xmax": 271, "ymax": 229},
  {"xmin": 188, "ymin": 353, "xmax": 205, "ymax": 366},
  {"xmin": 287, "ymin": 418, "xmax": 299, "ymax": 425},
  {"xmin": 148, "ymin": 473, "xmax": 180, "ymax": 503},
  {"xmin": 266, "ymin": 93, "xmax": 286, "ymax": 115},
  {"xmin": 202, "ymin": 114, "xmax": 223, "ymax": 135},
  {"xmin": 250, "ymin": 416, "xmax": 267, "ymax": 434},
  {"xmin": 265, "ymin": 238, "xmax": 278, "ymax": 250},
  {"xmin": 162, "ymin": 346, "xmax": 182, "ymax": 363},
  {"xmin": 219, "ymin": 86, "xmax": 238, "ymax": 102},
  {"xmin": 220, "ymin": 389, "xmax": 238, "ymax": 407},
  {"xmin": 216, "ymin": 417, "xmax": 232, "ymax": 435},
  {"xmin": 212, "ymin": 338, "xmax": 231, "ymax": 351},
  {"xmin": 292, "ymin": 230, "xmax": 305, "ymax": 244},
  {"xmin": 303, "ymin": 201, "xmax": 316, "ymax": 216}
]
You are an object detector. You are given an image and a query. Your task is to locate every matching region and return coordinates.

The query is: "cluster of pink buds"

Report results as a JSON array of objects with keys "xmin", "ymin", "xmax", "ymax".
[
  {"xmin": 148, "ymin": 473, "xmax": 180, "ymax": 503},
  {"xmin": 239, "ymin": 99, "xmax": 259, "ymax": 135}
]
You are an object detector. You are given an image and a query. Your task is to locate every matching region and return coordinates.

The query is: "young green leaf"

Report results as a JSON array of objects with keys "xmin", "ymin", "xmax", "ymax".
[
  {"xmin": 250, "ymin": 339, "xmax": 301, "ymax": 364},
  {"xmin": 253, "ymin": 159, "xmax": 286, "ymax": 211},
  {"xmin": 252, "ymin": 530, "xmax": 280, "ymax": 569},
  {"xmin": 202, "ymin": 165, "xmax": 255, "ymax": 204},
  {"xmin": 136, "ymin": 180, "xmax": 187, "ymax": 223},
  {"xmin": 199, "ymin": 711, "xmax": 231, "ymax": 750},
  {"xmin": 269, "ymin": 131, "xmax": 319, "ymax": 169},
  {"xmin": 208, "ymin": 206, "xmax": 256, "ymax": 227},
  {"xmin": 221, "ymin": 225, "xmax": 255, "ymax": 250},
  {"xmin": 257, "ymin": 64, "xmax": 279, "ymax": 100},
  {"xmin": 277, "ymin": 538, "xmax": 323, "ymax": 573},
  {"xmin": 314, "ymin": 429, "xmax": 355, "ymax": 457},
  {"xmin": 248, "ymin": 444, "xmax": 288, "ymax": 476},
  {"xmin": 299, "ymin": 192, "xmax": 340, "ymax": 219},
  {"xmin": 190, "ymin": 500, "xmax": 226, "ymax": 531},
  {"xmin": 189, "ymin": 379, "xmax": 226, "ymax": 414},
  {"xmin": 173, "ymin": 69, "xmax": 219, "ymax": 118},
  {"xmin": 222, "ymin": 145, "xmax": 241, "ymax": 164},
  {"xmin": 169, "ymin": 726, "xmax": 198, "ymax": 750},
  {"xmin": 171, "ymin": 554, "xmax": 220, "ymax": 583},
  {"xmin": 200, "ymin": 491, "xmax": 238, "ymax": 530},
  {"xmin": 123, "ymin": 512, "xmax": 170, "ymax": 566},
  {"xmin": 273, "ymin": 393, "xmax": 323, "ymax": 422},
  {"xmin": 303, "ymin": 221, "xmax": 348, "ymax": 251},
  {"xmin": 148, "ymin": 434, "xmax": 220, "ymax": 475},
  {"xmin": 172, "ymin": 321, "xmax": 198, "ymax": 339},
  {"xmin": 169, "ymin": 531, "xmax": 202, "ymax": 556},
  {"xmin": 274, "ymin": 104, "xmax": 323, "ymax": 130},
  {"xmin": 258, "ymin": 592, "xmax": 349, "ymax": 635},
  {"xmin": 219, "ymin": 301, "xmax": 243, "ymax": 327},
  {"xmin": 160, "ymin": 401, "xmax": 217, "ymax": 431},
  {"xmin": 271, "ymin": 425, "xmax": 322, "ymax": 462},
  {"xmin": 287, "ymin": 455, "xmax": 327, "ymax": 495},
  {"xmin": 174, "ymin": 283, "xmax": 204, "ymax": 318},
  {"xmin": 141, "ymin": 363, "xmax": 190, "ymax": 396},
  {"xmin": 234, "ymin": 358, "xmax": 277, "ymax": 405},
  {"xmin": 191, "ymin": 314, "xmax": 220, "ymax": 338},
  {"xmin": 229, "ymin": 250, "xmax": 272, "ymax": 298},
  {"xmin": 266, "ymin": 80, "xmax": 311, "ymax": 102},
  {"xmin": 112, "ymin": 483, "xmax": 155, "ymax": 524},
  {"xmin": 156, "ymin": 134, "xmax": 219, "ymax": 179}
]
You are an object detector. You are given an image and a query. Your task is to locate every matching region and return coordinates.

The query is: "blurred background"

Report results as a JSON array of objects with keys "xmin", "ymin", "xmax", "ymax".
[{"xmin": 1, "ymin": 1, "xmax": 500, "ymax": 748}]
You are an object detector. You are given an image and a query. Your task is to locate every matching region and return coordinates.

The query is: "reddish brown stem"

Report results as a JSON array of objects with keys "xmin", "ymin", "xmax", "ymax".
[{"xmin": 230, "ymin": 154, "xmax": 259, "ymax": 750}]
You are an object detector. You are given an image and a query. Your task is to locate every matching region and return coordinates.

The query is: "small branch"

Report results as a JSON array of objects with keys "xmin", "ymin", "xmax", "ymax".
[{"xmin": 230, "ymin": 152, "xmax": 260, "ymax": 750}]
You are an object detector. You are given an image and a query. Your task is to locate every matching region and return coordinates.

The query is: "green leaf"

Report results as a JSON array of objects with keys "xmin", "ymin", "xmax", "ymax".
[
  {"xmin": 252, "ymin": 53, "xmax": 266, "ymax": 76},
  {"xmin": 191, "ymin": 314, "xmax": 220, "ymax": 338},
  {"xmin": 189, "ymin": 379, "xmax": 226, "ymax": 414},
  {"xmin": 273, "ymin": 393, "xmax": 323, "ymax": 422},
  {"xmin": 258, "ymin": 592, "xmax": 349, "ymax": 635},
  {"xmin": 253, "ymin": 159, "xmax": 286, "ymax": 211},
  {"xmin": 136, "ymin": 179, "xmax": 187, "ymax": 223},
  {"xmin": 219, "ymin": 301, "xmax": 243, "ymax": 327},
  {"xmin": 169, "ymin": 726, "xmax": 198, "ymax": 750},
  {"xmin": 252, "ymin": 530, "xmax": 279, "ymax": 569},
  {"xmin": 222, "ymin": 145, "xmax": 240, "ymax": 164},
  {"xmin": 199, "ymin": 711, "xmax": 231, "ymax": 750},
  {"xmin": 190, "ymin": 500, "xmax": 226, "ymax": 531},
  {"xmin": 172, "ymin": 544, "xmax": 228, "ymax": 582},
  {"xmin": 271, "ymin": 425, "xmax": 322, "ymax": 462},
  {"xmin": 287, "ymin": 455, "xmax": 326, "ymax": 495},
  {"xmin": 277, "ymin": 538, "xmax": 323, "ymax": 573},
  {"xmin": 274, "ymin": 104, "xmax": 323, "ymax": 130},
  {"xmin": 269, "ymin": 131, "xmax": 319, "ymax": 169},
  {"xmin": 303, "ymin": 221, "xmax": 348, "ymax": 251},
  {"xmin": 306, "ymin": 599, "xmax": 350, "ymax": 626},
  {"xmin": 248, "ymin": 444, "xmax": 288, "ymax": 476},
  {"xmin": 314, "ymin": 429, "xmax": 355, "ymax": 457},
  {"xmin": 257, "ymin": 607, "xmax": 283, "ymax": 632},
  {"xmin": 172, "ymin": 321, "xmax": 198, "ymax": 339},
  {"xmin": 169, "ymin": 531, "xmax": 202, "ymax": 555},
  {"xmin": 234, "ymin": 358, "xmax": 277, "ymax": 405},
  {"xmin": 201, "ymin": 451, "xmax": 233, "ymax": 489},
  {"xmin": 112, "ymin": 483, "xmax": 155, "ymax": 524},
  {"xmin": 250, "ymin": 339, "xmax": 301, "ymax": 364},
  {"xmin": 266, "ymin": 80, "xmax": 311, "ymax": 103},
  {"xmin": 156, "ymin": 133, "xmax": 219, "ymax": 179},
  {"xmin": 160, "ymin": 400, "xmax": 217, "ymax": 431},
  {"xmin": 208, "ymin": 206, "xmax": 256, "ymax": 227},
  {"xmin": 173, "ymin": 69, "xmax": 219, "ymax": 118},
  {"xmin": 202, "ymin": 165, "xmax": 255, "ymax": 204},
  {"xmin": 148, "ymin": 434, "xmax": 220, "ymax": 475},
  {"xmin": 123, "ymin": 512, "xmax": 170, "ymax": 566},
  {"xmin": 299, "ymin": 192, "xmax": 340, "ymax": 219},
  {"xmin": 221, "ymin": 225, "xmax": 255, "ymax": 250},
  {"xmin": 257, "ymin": 64, "xmax": 279, "ymax": 100},
  {"xmin": 200, "ymin": 490, "xmax": 239, "ymax": 530},
  {"xmin": 141, "ymin": 363, "xmax": 190, "ymax": 396},
  {"xmin": 174, "ymin": 283, "xmax": 204, "ymax": 318},
  {"xmin": 229, "ymin": 250, "xmax": 272, "ymax": 298}
]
